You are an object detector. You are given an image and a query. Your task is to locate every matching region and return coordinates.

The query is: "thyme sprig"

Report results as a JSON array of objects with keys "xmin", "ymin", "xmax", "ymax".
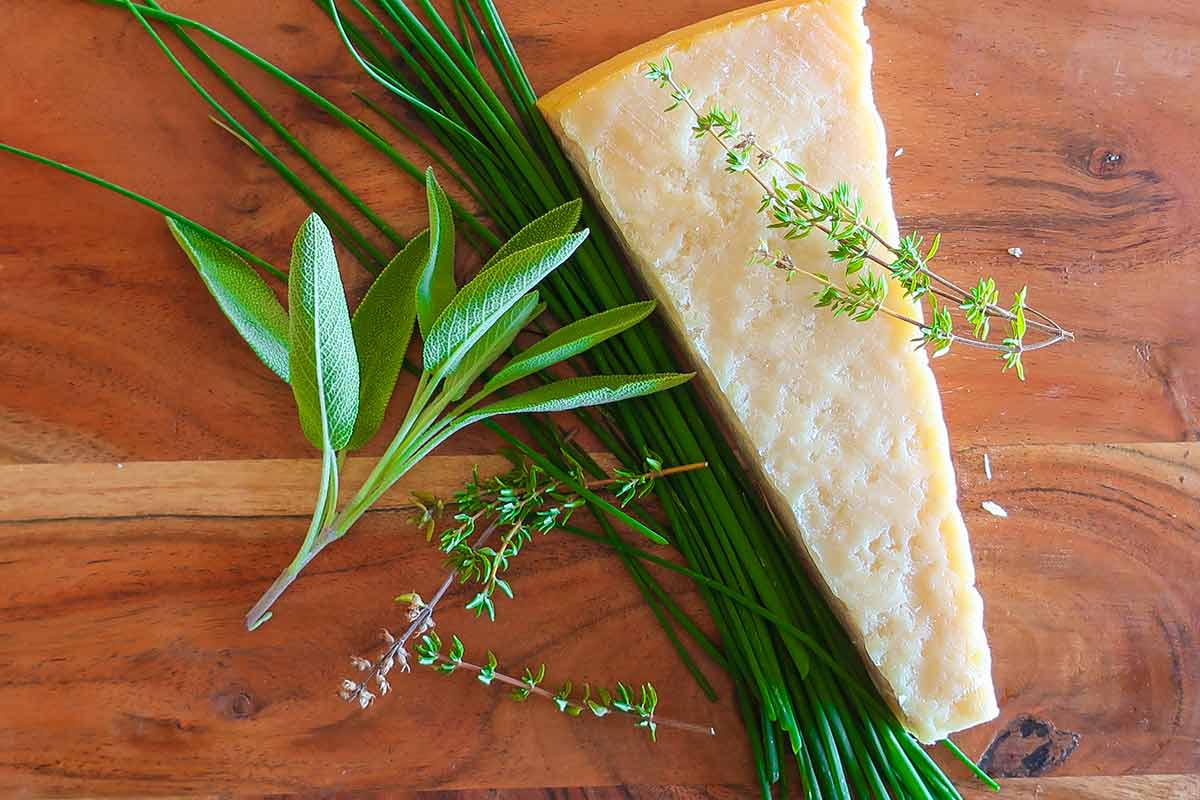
[
  {"xmin": 644, "ymin": 57, "xmax": 1073, "ymax": 379},
  {"xmin": 412, "ymin": 631, "xmax": 714, "ymax": 739},
  {"xmin": 339, "ymin": 454, "xmax": 703, "ymax": 704},
  {"xmin": 436, "ymin": 453, "xmax": 705, "ymax": 621},
  {"xmin": 339, "ymin": 455, "xmax": 715, "ymax": 739}
]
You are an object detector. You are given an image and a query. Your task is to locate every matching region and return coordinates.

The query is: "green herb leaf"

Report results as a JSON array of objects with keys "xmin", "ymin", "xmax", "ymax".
[
  {"xmin": 554, "ymin": 679, "xmax": 573, "ymax": 713},
  {"xmin": 165, "ymin": 217, "xmax": 289, "ymax": 382},
  {"xmin": 287, "ymin": 213, "xmax": 360, "ymax": 451},
  {"xmin": 416, "ymin": 631, "xmax": 442, "ymax": 665},
  {"xmin": 416, "ymin": 168, "xmax": 457, "ymax": 336},
  {"xmin": 347, "ymin": 230, "xmax": 429, "ymax": 449},
  {"xmin": 467, "ymin": 373, "xmax": 693, "ymax": 420},
  {"xmin": 422, "ymin": 231, "xmax": 589, "ymax": 379},
  {"xmin": 442, "ymin": 292, "xmax": 543, "ymax": 402},
  {"xmin": 483, "ymin": 301, "xmax": 656, "ymax": 395},
  {"xmin": 481, "ymin": 198, "xmax": 582, "ymax": 271},
  {"xmin": 587, "ymin": 699, "xmax": 610, "ymax": 717},
  {"xmin": 477, "ymin": 649, "xmax": 499, "ymax": 685}
]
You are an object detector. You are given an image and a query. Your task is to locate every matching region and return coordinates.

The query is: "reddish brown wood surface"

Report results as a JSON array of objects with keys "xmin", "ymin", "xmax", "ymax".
[
  {"xmin": 0, "ymin": 0, "xmax": 1197, "ymax": 797},
  {"xmin": 406, "ymin": 777, "xmax": 1200, "ymax": 800},
  {"xmin": 0, "ymin": 444, "xmax": 1196, "ymax": 796}
]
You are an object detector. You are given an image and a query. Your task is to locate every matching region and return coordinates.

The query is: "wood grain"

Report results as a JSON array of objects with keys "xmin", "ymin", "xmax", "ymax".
[
  {"xmin": 0, "ymin": 443, "xmax": 1195, "ymax": 795},
  {"xmin": 0, "ymin": 0, "xmax": 1198, "ymax": 465},
  {"xmin": 0, "ymin": 0, "xmax": 1198, "ymax": 797},
  {"xmin": 408, "ymin": 775, "xmax": 1200, "ymax": 799},
  {"xmin": 44, "ymin": 776, "xmax": 1198, "ymax": 800}
]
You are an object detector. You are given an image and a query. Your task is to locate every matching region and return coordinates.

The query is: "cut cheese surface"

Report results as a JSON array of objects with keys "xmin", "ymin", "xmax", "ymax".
[{"xmin": 538, "ymin": 0, "xmax": 998, "ymax": 742}]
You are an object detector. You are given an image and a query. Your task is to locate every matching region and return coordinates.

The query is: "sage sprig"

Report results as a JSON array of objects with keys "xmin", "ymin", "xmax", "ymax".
[
  {"xmin": 166, "ymin": 168, "xmax": 691, "ymax": 630},
  {"xmin": 645, "ymin": 57, "xmax": 1073, "ymax": 379}
]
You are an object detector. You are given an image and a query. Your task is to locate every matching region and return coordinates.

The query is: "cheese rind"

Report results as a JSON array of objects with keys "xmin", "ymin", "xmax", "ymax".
[{"xmin": 539, "ymin": 0, "xmax": 998, "ymax": 742}]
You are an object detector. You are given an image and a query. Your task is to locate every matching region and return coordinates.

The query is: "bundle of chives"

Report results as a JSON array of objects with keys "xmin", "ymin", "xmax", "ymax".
[{"xmin": 10, "ymin": 1, "xmax": 997, "ymax": 795}]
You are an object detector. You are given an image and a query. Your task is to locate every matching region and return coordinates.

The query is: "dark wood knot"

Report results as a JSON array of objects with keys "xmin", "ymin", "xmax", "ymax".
[
  {"xmin": 978, "ymin": 713, "xmax": 1081, "ymax": 778},
  {"xmin": 213, "ymin": 686, "xmax": 259, "ymax": 720},
  {"xmin": 227, "ymin": 190, "xmax": 264, "ymax": 214}
]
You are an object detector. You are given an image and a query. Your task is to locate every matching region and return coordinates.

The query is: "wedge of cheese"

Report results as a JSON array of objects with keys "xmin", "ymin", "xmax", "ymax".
[{"xmin": 538, "ymin": 0, "xmax": 998, "ymax": 742}]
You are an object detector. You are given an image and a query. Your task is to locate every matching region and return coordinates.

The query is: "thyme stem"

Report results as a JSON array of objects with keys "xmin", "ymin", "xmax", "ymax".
[
  {"xmin": 584, "ymin": 461, "xmax": 709, "ymax": 489},
  {"xmin": 482, "ymin": 521, "xmax": 523, "ymax": 601},
  {"xmin": 426, "ymin": 653, "xmax": 717, "ymax": 736}
]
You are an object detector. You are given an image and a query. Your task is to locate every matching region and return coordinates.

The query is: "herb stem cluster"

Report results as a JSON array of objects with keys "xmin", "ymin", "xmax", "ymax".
[
  {"xmin": 238, "ymin": 175, "xmax": 687, "ymax": 629},
  {"xmin": 342, "ymin": 456, "xmax": 716, "ymax": 739}
]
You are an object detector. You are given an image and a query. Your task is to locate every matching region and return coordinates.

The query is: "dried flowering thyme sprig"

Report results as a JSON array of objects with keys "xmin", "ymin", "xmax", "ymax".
[
  {"xmin": 644, "ymin": 57, "xmax": 1073, "ymax": 379},
  {"xmin": 338, "ymin": 547, "xmax": 471, "ymax": 710},
  {"xmin": 412, "ymin": 631, "xmax": 715, "ymax": 740}
]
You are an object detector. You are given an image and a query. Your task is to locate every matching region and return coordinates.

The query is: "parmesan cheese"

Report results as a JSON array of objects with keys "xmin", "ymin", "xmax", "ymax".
[{"xmin": 538, "ymin": 0, "xmax": 998, "ymax": 742}]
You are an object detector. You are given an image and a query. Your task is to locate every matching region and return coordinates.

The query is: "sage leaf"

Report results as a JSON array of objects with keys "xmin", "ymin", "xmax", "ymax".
[
  {"xmin": 288, "ymin": 213, "xmax": 360, "ymax": 451},
  {"xmin": 467, "ymin": 373, "xmax": 693, "ymax": 420},
  {"xmin": 416, "ymin": 169, "xmax": 457, "ymax": 336},
  {"xmin": 166, "ymin": 217, "xmax": 289, "ymax": 382},
  {"xmin": 347, "ymin": 230, "xmax": 430, "ymax": 449},
  {"xmin": 442, "ymin": 292, "xmax": 543, "ymax": 402},
  {"xmin": 400, "ymin": 372, "xmax": 694, "ymax": 484},
  {"xmin": 423, "ymin": 230, "xmax": 588, "ymax": 380},
  {"xmin": 484, "ymin": 301, "xmax": 656, "ymax": 395},
  {"xmin": 481, "ymin": 199, "xmax": 582, "ymax": 272}
]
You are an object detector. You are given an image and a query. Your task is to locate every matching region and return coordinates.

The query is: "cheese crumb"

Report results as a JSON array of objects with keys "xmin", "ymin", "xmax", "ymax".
[
  {"xmin": 983, "ymin": 453, "xmax": 992, "ymax": 481},
  {"xmin": 893, "ymin": 147, "xmax": 904, "ymax": 157},
  {"xmin": 1007, "ymin": 247, "xmax": 1023, "ymax": 258},
  {"xmin": 981, "ymin": 501, "xmax": 1008, "ymax": 517}
]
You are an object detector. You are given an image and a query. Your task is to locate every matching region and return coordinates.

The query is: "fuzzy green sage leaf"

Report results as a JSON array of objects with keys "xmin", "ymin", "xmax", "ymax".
[
  {"xmin": 288, "ymin": 213, "xmax": 360, "ymax": 451},
  {"xmin": 481, "ymin": 198, "xmax": 582, "ymax": 271},
  {"xmin": 348, "ymin": 230, "xmax": 429, "ymax": 449},
  {"xmin": 484, "ymin": 300, "xmax": 657, "ymax": 395},
  {"xmin": 416, "ymin": 169, "xmax": 457, "ymax": 336},
  {"xmin": 442, "ymin": 292, "xmax": 544, "ymax": 402},
  {"xmin": 422, "ymin": 230, "xmax": 589, "ymax": 380},
  {"xmin": 469, "ymin": 373, "xmax": 693, "ymax": 419},
  {"xmin": 166, "ymin": 217, "xmax": 289, "ymax": 382}
]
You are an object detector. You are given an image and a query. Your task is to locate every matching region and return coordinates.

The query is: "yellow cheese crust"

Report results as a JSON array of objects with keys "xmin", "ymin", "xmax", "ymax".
[{"xmin": 539, "ymin": 0, "xmax": 998, "ymax": 743}]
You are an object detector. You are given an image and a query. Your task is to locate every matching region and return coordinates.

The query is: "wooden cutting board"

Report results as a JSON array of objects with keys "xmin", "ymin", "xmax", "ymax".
[{"xmin": 0, "ymin": 0, "xmax": 1196, "ymax": 797}]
